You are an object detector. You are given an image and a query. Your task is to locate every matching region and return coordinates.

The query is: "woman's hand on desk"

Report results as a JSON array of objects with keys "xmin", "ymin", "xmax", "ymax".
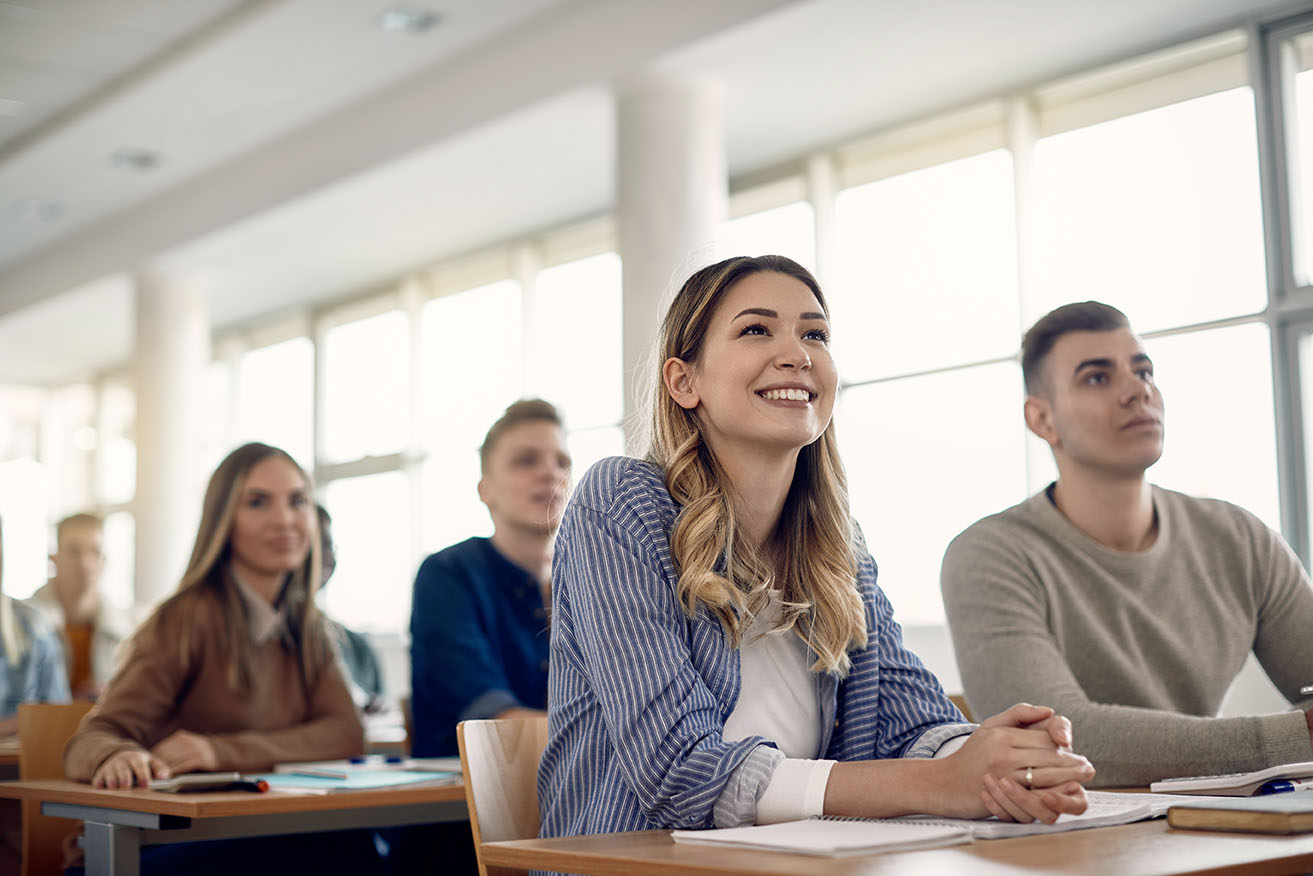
[
  {"xmin": 92, "ymin": 750, "xmax": 171, "ymax": 788},
  {"xmin": 151, "ymin": 730, "xmax": 218, "ymax": 774},
  {"xmin": 940, "ymin": 702, "xmax": 1094, "ymax": 823}
]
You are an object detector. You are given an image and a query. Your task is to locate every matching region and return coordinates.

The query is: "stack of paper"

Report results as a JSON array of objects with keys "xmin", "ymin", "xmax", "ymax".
[{"xmin": 672, "ymin": 819, "xmax": 971, "ymax": 856}]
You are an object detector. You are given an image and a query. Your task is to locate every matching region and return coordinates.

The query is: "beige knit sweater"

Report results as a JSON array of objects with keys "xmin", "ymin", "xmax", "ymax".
[{"xmin": 942, "ymin": 484, "xmax": 1313, "ymax": 787}]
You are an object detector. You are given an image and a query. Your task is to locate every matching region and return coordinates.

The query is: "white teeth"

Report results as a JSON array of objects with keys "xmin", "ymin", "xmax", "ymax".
[{"xmin": 761, "ymin": 388, "xmax": 810, "ymax": 401}]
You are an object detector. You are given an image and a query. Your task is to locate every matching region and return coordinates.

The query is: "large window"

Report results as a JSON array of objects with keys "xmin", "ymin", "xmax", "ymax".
[
  {"xmin": 840, "ymin": 363, "xmax": 1028, "ymax": 624},
  {"xmin": 320, "ymin": 471, "xmax": 413, "ymax": 631},
  {"xmin": 721, "ymin": 202, "xmax": 816, "ymax": 270},
  {"xmin": 531, "ymin": 253, "xmax": 623, "ymax": 431},
  {"xmin": 0, "ymin": 456, "xmax": 49, "ymax": 600},
  {"xmin": 832, "ymin": 150, "xmax": 1018, "ymax": 381},
  {"xmin": 1285, "ymin": 30, "xmax": 1313, "ymax": 285},
  {"xmin": 1146, "ymin": 324, "xmax": 1279, "ymax": 528},
  {"xmin": 418, "ymin": 279, "xmax": 523, "ymax": 554},
  {"xmin": 1031, "ymin": 88, "xmax": 1266, "ymax": 331},
  {"xmin": 236, "ymin": 337, "xmax": 314, "ymax": 468},
  {"xmin": 322, "ymin": 311, "xmax": 409, "ymax": 465}
]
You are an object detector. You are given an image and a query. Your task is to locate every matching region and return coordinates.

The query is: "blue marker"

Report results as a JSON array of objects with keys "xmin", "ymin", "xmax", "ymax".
[{"xmin": 1257, "ymin": 778, "xmax": 1313, "ymax": 795}]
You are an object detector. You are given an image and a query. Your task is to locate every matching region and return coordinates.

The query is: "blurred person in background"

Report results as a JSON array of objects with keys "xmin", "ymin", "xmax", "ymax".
[
  {"xmin": 0, "ymin": 513, "xmax": 71, "ymax": 734},
  {"xmin": 400, "ymin": 400, "xmax": 569, "ymax": 876},
  {"xmin": 409, "ymin": 398, "xmax": 570, "ymax": 756},
  {"xmin": 25, "ymin": 513, "xmax": 132, "ymax": 700},
  {"xmin": 0, "ymin": 513, "xmax": 70, "ymax": 875},
  {"xmin": 63, "ymin": 443, "xmax": 375, "ymax": 876}
]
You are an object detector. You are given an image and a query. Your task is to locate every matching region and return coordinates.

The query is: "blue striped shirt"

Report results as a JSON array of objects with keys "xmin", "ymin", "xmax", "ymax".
[{"xmin": 537, "ymin": 457, "xmax": 971, "ymax": 838}]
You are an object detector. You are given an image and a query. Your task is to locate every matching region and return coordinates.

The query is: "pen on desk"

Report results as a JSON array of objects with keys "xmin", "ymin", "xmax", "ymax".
[{"xmin": 1257, "ymin": 778, "xmax": 1313, "ymax": 795}]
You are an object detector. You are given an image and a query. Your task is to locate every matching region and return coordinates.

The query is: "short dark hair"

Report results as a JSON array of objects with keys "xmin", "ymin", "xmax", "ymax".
[
  {"xmin": 1021, "ymin": 301, "xmax": 1130, "ymax": 396},
  {"xmin": 479, "ymin": 399, "xmax": 563, "ymax": 474},
  {"xmin": 55, "ymin": 512, "xmax": 102, "ymax": 547}
]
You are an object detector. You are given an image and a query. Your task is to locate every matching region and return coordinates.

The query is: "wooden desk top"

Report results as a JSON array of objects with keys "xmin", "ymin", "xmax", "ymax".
[
  {"xmin": 0, "ymin": 778, "xmax": 464, "ymax": 818},
  {"xmin": 0, "ymin": 738, "xmax": 19, "ymax": 767},
  {"xmin": 482, "ymin": 820, "xmax": 1313, "ymax": 876}
]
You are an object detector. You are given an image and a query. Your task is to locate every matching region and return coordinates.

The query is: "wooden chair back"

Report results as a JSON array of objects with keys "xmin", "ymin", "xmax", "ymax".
[
  {"xmin": 457, "ymin": 717, "xmax": 549, "ymax": 876},
  {"xmin": 18, "ymin": 702, "xmax": 93, "ymax": 876},
  {"xmin": 947, "ymin": 693, "xmax": 976, "ymax": 723},
  {"xmin": 399, "ymin": 695, "xmax": 413, "ymax": 755}
]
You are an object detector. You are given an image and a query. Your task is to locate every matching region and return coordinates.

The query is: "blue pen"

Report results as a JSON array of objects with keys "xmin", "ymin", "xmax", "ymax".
[{"xmin": 1257, "ymin": 778, "xmax": 1313, "ymax": 795}]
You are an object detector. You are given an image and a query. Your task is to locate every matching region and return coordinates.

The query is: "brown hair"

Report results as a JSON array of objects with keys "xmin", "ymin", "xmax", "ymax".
[
  {"xmin": 649, "ymin": 255, "xmax": 865, "ymax": 675},
  {"xmin": 1022, "ymin": 301, "xmax": 1130, "ymax": 396},
  {"xmin": 144, "ymin": 442, "xmax": 327, "ymax": 693},
  {"xmin": 55, "ymin": 512, "xmax": 102, "ymax": 548},
  {"xmin": 479, "ymin": 399, "xmax": 563, "ymax": 474}
]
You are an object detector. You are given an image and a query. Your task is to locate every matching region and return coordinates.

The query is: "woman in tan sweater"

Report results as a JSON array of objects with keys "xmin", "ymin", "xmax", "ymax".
[{"xmin": 63, "ymin": 442, "xmax": 374, "ymax": 874}]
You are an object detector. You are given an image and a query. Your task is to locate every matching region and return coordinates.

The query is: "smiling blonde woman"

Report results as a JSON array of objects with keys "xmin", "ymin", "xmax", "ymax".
[{"xmin": 537, "ymin": 255, "xmax": 1095, "ymax": 840}]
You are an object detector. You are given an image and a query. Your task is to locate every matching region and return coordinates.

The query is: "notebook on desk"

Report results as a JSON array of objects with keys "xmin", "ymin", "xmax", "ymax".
[
  {"xmin": 254, "ymin": 760, "xmax": 460, "ymax": 793},
  {"xmin": 670, "ymin": 791, "xmax": 1196, "ymax": 856},
  {"xmin": 671, "ymin": 819, "xmax": 971, "ymax": 857}
]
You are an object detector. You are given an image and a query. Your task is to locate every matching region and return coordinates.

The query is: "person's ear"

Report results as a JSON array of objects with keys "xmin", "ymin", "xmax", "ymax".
[
  {"xmin": 1024, "ymin": 395, "xmax": 1058, "ymax": 447},
  {"xmin": 663, "ymin": 357, "xmax": 699, "ymax": 410},
  {"xmin": 476, "ymin": 476, "xmax": 490, "ymax": 506}
]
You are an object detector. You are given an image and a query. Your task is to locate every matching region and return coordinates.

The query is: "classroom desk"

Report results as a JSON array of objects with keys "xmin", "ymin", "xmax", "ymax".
[
  {"xmin": 0, "ymin": 778, "xmax": 467, "ymax": 876},
  {"xmin": 480, "ymin": 819, "xmax": 1313, "ymax": 876},
  {"xmin": 0, "ymin": 737, "xmax": 19, "ymax": 780}
]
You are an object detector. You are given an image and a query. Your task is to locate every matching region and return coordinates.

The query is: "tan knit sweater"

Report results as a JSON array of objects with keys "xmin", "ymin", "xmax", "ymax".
[
  {"xmin": 64, "ymin": 589, "xmax": 363, "ymax": 781},
  {"xmin": 942, "ymin": 484, "xmax": 1313, "ymax": 787}
]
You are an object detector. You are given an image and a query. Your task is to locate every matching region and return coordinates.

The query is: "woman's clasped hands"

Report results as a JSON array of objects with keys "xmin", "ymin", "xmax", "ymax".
[{"xmin": 941, "ymin": 702, "xmax": 1094, "ymax": 824}]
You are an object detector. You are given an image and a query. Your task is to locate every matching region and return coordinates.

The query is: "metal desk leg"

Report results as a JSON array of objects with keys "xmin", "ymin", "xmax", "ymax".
[{"xmin": 83, "ymin": 820, "xmax": 140, "ymax": 876}]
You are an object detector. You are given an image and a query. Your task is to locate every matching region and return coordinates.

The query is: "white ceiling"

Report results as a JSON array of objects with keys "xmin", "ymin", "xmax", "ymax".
[{"xmin": 0, "ymin": 0, "xmax": 1306, "ymax": 384}]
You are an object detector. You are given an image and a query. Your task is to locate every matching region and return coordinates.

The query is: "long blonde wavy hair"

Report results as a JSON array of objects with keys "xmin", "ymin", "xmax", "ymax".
[
  {"xmin": 649, "ymin": 255, "xmax": 866, "ymax": 675},
  {"xmin": 144, "ymin": 442, "xmax": 328, "ymax": 693}
]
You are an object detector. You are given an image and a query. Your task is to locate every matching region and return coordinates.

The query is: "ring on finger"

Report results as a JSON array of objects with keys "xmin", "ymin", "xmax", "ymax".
[{"xmin": 1024, "ymin": 766, "xmax": 1033, "ymax": 789}]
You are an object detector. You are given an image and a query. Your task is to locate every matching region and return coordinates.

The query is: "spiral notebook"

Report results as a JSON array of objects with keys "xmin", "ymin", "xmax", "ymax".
[
  {"xmin": 671, "ymin": 819, "xmax": 971, "ymax": 857},
  {"xmin": 671, "ymin": 792, "xmax": 1195, "ymax": 856}
]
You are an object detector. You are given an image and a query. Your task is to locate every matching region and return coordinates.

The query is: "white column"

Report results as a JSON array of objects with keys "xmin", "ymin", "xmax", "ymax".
[
  {"xmin": 806, "ymin": 153, "xmax": 839, "ymax": 288},
  {"xmin": 1007, "ymin": 96, "xmax": 1039, "ymax": 334},
  {"xmin": 133, "ymin": 269, "xmax": 210, "ymax": 607},
  {"xmin": 616, "ymin": 77, "xmax": 726, "ymax": 453},
  {"xmin": 513, "ymin": 243, "xmax": 544, "ymax": 398}
]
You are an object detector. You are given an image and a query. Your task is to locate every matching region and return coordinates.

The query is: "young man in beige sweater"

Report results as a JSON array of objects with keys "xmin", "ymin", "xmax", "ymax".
[{"xmin": 941, "ymin": 301, "xmax": 1313, "ymax": 787}]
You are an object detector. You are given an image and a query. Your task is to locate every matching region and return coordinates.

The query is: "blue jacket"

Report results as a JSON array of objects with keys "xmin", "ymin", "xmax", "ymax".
[
  {"xmin": 409, "ymin": 537, "xmax": 550, "ymax": 756},
  {"xmin": 537, "ymin": 457, "xmax": 969, "ymax": 837},
  {"xmin": 0, "ymin": 598, "xmax": 70, "ymax": 716}
]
